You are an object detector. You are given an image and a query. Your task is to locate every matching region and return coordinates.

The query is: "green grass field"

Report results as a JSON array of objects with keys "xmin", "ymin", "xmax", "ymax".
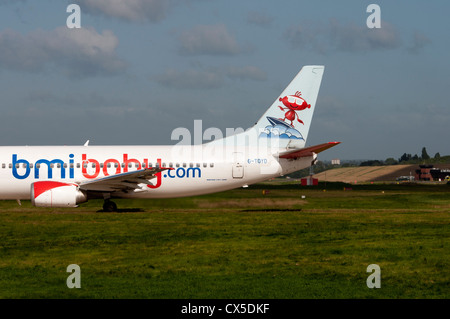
[{"xmin": 0, "ymin": 182, "xmax": 448, "ymax": 299}]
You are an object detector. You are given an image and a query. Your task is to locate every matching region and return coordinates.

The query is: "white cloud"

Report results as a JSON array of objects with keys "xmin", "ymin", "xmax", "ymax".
[
  {"xmin": 0, "ymin": 0, "xmax": 26, "ymax": 5},
  {"xmin": 177, "ymin": 24, "xmax": 242, "ymax": 56},
  {"xmin": 74, "ymin": 0, "xmax": 170, "ymax": 23},
  {"xmin": 224, "ymin": 66, "xmax": 267, "ymax": 81},
  {"xmin": 155, "ymin": 65, "xmax": 266, "ymax": 89},
  {"xmin": 247, "ymin": 11, "xmax": 273, "ymax": 28},
  {"xmin": 285, "ymin": 19, "xmax": 403, "ymax": 54},
  {"xmin": 155, "ymin": 68, "xmax": 224, "ymax": 89},
  {"xmin": 407, "ymin": 31, "xmax": 432, "ymax": 54},
  {"xmin": 0, "ymin": 26, "xmax": 126, "ymax": 77}
]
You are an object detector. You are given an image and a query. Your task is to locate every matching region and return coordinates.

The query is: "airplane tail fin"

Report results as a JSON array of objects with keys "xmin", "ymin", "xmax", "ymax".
[{"xmin": 254, "ymin": 65, "xmax": 324, "ymax": 148}]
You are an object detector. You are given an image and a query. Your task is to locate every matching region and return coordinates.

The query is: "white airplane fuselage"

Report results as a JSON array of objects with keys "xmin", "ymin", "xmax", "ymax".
[
  {"xmin": 0, "ymin": 144, "xmax": 313, "ymax": 200},
  {"xmin": 0, "ymin": 66, "xmax": 339, "ymax": 210}
]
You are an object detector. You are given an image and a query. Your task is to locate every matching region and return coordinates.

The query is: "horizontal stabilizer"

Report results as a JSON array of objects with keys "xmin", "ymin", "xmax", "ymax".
[{"xmin": 278, "ymin": 142, "xmax": 341, "ymax": 159}]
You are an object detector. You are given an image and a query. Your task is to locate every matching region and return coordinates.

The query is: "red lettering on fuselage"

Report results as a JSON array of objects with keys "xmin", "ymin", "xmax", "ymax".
[
  {"xmin": 82, "ymin": 154, "xmax": 100, "ymax": 179},
  {"xmin": 103, "ymin": 159, "xmax": 121, "ymax": 176},
  {"xmin": 81, "ymin": 154, "xmax": 162, "ymax": 189},
  {"xmin": 147, "ymin": 158, "xmax": 162, "ymax": 189},
  {"xmin": 123, "ymin": 154, "xmax": 141, "ymax": 172}
]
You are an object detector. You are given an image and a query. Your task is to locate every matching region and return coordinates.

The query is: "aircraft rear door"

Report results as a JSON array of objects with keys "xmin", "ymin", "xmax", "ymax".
[{"xmin": 232, "ymin": 152, "xmax": 244, "ymax": 179}]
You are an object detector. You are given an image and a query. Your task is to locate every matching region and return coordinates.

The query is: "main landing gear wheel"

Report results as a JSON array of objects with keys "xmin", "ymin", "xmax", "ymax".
[{"xmin": 103, "ymin": 200, "xmax": 118, "ymax": 212}]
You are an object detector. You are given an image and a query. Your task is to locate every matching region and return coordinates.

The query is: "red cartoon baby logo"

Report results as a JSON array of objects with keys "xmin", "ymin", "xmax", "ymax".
[{"xmin": 278, "ymin": 91, "xmax": 310, "ymax": 127}]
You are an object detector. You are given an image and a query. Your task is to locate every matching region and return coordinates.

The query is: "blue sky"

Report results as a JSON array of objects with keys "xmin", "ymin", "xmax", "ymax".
[{"xmin": 0, "ymin": 0, "xmax": 448, "ymax": 161}]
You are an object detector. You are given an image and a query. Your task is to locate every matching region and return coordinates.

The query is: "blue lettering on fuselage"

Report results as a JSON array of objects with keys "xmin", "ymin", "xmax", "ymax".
[
  {"xmin": 35, "ymin": 159, "xmax": 65, "ymax": 179},
  {"xmin": 12, "ymin": 154, "xmax": 202, "ymax": 180},
  {"xmin": 165, "ymin": 167, "xmax": 201, "ymax": 179},
  {"xmin": 12, "ymin": 154, "xmax": 74, "ymax": 180},
  {"xmin": 12, "ymin": 155, "xmax": 30, "ymax": 180}
]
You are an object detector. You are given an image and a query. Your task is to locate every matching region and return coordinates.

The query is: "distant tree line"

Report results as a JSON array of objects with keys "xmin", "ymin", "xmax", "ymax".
[{"xmin": 361, "ymin": 147, "xmax": 448, "ymax": 166}]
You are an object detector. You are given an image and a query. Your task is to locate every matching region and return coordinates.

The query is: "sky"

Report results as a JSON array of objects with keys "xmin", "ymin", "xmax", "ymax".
[{"xmin": 0, "ymin": 0, "xmax": 448, "ymax": 161}]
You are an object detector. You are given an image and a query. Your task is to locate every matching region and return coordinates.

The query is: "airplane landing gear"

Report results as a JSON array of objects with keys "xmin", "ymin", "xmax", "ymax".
[{"xmin": 103, "ymin": 199, "xmax": 118, "ymax": 212}]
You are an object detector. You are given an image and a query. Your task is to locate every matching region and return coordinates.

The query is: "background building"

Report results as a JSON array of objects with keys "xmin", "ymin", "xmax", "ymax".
[{"xmin": 415, "ymin": 165, "xmax": 450, "ymax": 181}]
